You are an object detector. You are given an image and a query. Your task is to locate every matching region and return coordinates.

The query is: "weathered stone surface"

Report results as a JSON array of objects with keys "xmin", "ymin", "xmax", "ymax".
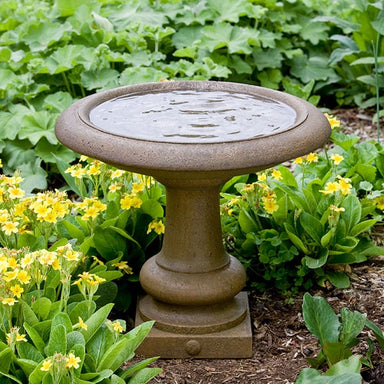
[{"xmin": 55, "ymin": 81, "xmax": 331, "ymax": 358}]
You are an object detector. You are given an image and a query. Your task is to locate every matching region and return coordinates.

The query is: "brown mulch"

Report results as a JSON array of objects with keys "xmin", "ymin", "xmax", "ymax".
[{"xmin": 134, "ymin": 109, "xmax": 384, "ymax": 384}]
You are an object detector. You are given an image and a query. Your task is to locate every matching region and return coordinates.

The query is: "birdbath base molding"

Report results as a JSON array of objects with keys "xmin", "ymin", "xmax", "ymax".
[{"xmin": 135, "ymin": 292, "xmax": 252, "ymax": 358}]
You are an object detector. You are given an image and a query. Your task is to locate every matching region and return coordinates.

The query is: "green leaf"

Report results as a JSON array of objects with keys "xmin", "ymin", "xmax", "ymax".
[
  {"xmin": 18, "ymin": 159, "xmax": 48, "ymax": 193},
  {"xmin": 68, "ymin": 301, "xmax": 96, "ymax": 324},
  {"xmin": 80, "ymin": 370, "xmax": 113, "ymax": 382},
  {"xmin": 87, "ymin": 325, "xmax": 114, "ymax": 367},
  {"xmin": 349, "ymin": 219, "xmax": 376, "ymax": 237},
  {"xmin": 97, "ymin": 321, "xmax": 154, "ymax": 372},
  {"xmin": 52, "ymin": 313, "xmax": 73, "ymax": 334},
  {"xmin": 284, "ymin": 223, "xmax": 309, "ymax": 254},
  {"xmin": 140, "ymin": 200, "xmax": 164, "ymax": 218},
  {"xmin": 32, "ymin": 297, "xmax": 52, "ymax": 321},
  {"xmin": 340, "ymin": 308, "xmax": 366, "ymax": 347},
  {"xmin": 300, "ymin": 212, "xmax": 323, "ymax": 245},
  {"xmin": 93, "ymin": 227, "xmax": 128, "ymax": 260},
  {"xmin": 62, "ymin": 220, "xmax": 85, "ymax": 243},
  {"xmin": 18, "ymin": 111, "xmax": 58, "ymax": 145},
  {"xmin": 67, "ymin": 331, "xmax": 86, "ymax": 351},
  {"xmin": 327, "ymin": 272, "xmax": 350, "ymax": 289},
  {"xmin": 16, "ymin": 342, "xmax": 44, "ymax": 363},
  {"xmin": 127, "ymin": 367, "xmax": 163, "ymax": 384},
  {"xmin": 296, "ymin": 368, "xmax": 361, "ymax": 383},
  {"xmin": 120, "ymin": 357, "xmax": 159, "ymax": 380},
  {"xmin": 21, "ymin": 300, "xmax": 39, "ymax": 326},
  {"xmin": 0, "ymin": 347, "xmax": 12, "ymax": 373},
  {"xmin": 238, "ymin": 209, "xmax": 259, "ymax": 233},
  {"xmin": 44, "ymin": 324, "xmax": 66, "ymax": 356},
  {"xmin": 305, "ymin": 249, "xmax": 329, "ymax": 269},
  {"xmin": 340, "ymin": 195, "xmax": 361, "ymax": 235},
  {"xmin": 15, "ymin": 358, "xmax": 38, "ymax": 378},
  {"xmin": 302, "ymin": 293, "xmax": 340, "ymax": 346},
  {"xmin": 24, "ymin": 322, "xmax": 45, "ymax": 354},
  {"xmin": 22, "ymin": 21, "xmax": 71, "ymax": 51},
  {"xmin": 81, "ymin": 303, "xmax": 114, "ymax": 342},
  {"xmin": 325, "ymin": 355, "xmax": 362, "ymax": 376},
  {"xmin": 322, "ymin": 342, "xmax": 352, "ymax": 366}
]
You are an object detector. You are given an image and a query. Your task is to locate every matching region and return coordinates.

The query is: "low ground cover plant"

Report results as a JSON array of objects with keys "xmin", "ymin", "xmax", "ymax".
[
  {"xmin": 0, "ymin": 245, "xmax": 161, "ymax": 383},
  {"xmin": 295, "ymin": 292, "xmax": 384, "ymax": 383},
  {"xmin": 220, "ymin": 115, "xmax": 384, "ymax": 295}
]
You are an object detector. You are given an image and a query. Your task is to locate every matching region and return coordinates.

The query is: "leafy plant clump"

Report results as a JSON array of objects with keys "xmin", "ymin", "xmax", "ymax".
[
  {"xmin": 220, "ymin": 115, "xmax": 384, "ymax": 295},
  {"xmin": 0, "ymin": 245, "xmax": 161, "ymax": 384},
  {"xmin": 295, "ymin": 293, "xmax": 384, "ymax": 383},
  {"xmin": 0, "ymin": 157, "xmax": 166, "ymax": 311}
]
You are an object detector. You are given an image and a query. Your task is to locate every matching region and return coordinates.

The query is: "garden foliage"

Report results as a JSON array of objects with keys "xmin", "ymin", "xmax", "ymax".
[
  {"xmin": 0, "ymin": 0, "xmax": 383, "ymax": 190},
  {"xmin": 295, "ymin": 293, "xmax": 384, "ymax": 383},
  {"xmin": 0, "ymin": 245, "xmax": 161, "ymax": 383},
  {"xmin": 220, "ymin": 116, "xmax": 384, "ymax": 294}
]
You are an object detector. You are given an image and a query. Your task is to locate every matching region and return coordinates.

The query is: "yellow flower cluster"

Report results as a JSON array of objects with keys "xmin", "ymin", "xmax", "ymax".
[
  {"xmin": 41, "ymin": 352, "xmax": 81, "ymax": 373},
  {"xmin": 65, "ymin": 158, "xmax": 102, "ymax": 179},
  {"xmin": 320, "ymin": 176, "xmax": 352, "ymax": 195},
  {"xmin": 25, "ymin": 190, "xmax": 72, "ymax": 223},
  {"xmin": 147, "ymin": 219, "xmax": 165, "ymax": 235},
  {"xmin": 240, "ymin": 179, "xmax": 279, "ymax": 214},
  {"xmin": 294, "ymin": 152, "xmax": 319, "ymax": 165},
  {"xmin": 0, "ymin": 245, "xmax": 82, "ymax": 307},
  {"xmin": 73, "ymin": 271, "xmax": 106, "ymax": 301},
  {"xmin": 74, "ymin": 197, "xmax": 106, "ymax": 221},
  {"xmin": 325, "ymin": 113, "xmax": 341, "ymax": 130}
]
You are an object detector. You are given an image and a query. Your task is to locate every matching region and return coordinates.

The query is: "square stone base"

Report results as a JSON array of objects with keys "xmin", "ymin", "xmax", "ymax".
[{"xmin": 135, "ymin": 292, "xmax": 253, "ymax": 358}]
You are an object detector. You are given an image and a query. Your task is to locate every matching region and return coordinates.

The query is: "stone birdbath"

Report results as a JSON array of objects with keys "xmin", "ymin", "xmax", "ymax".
[{"xmin": 55, "ymin": 81, "xmax": 331, "ymax": 358}]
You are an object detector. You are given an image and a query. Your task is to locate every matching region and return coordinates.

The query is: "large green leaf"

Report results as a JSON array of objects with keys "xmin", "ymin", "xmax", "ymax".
[
  {"xmin": 302, "ymin": 293, "xmax": 340, "ymax": 346},
  {"xmin": 300, "ymin": 212, "xmax": 323, "ymax": 245},
  {"xmin": 340, "ymin": 195, "xmax": 361, "ymax": 235},
  {"xmin": 81, "ymin": 303, "xmax": 114, "ymax": 342},
  {"xmin": 45, "ymin": 324, "xmax": 66, "ymax": 356}
]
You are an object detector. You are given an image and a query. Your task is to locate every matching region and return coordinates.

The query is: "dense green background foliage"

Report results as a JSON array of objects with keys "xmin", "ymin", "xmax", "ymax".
[{"xmin": 0, "ymin": 0, "xmax": 383, "ymax": 190}]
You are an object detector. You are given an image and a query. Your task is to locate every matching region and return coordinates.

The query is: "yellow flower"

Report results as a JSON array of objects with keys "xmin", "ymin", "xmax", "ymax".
[
  {"xmin": 21, "ymin": 254, "xmax": 34, "ymax": 268},
  {"xmin": 120, "ymin": 195, "xmax": 142, "ymax": 210},
  {"xmin": 330, "ymin": 153, "xmax": 344, "ymax": 165},
  {"xmin": 10, "ymin": 284, "xmax": 24, "ymax": 298},
  {"xmin": 113, "ymin": 261, "xmax": 134, "ymax": 274},
  {"xmin": 262, "ymin": 197, "xmax": 279, "ymax": 214},
  {"xmin": 271, "ymin": 169, "xmax": 282, "ymax": 180},
  {"xmin": 306, "ymin": 152, "xmax": 318, "ymax": 163},
  {"xmin": 2, "ymin": 297, "xmax": 17, "ymax": 306},
  {"xmin": 320, "ymin": 181, "xmax": 340, "ymax": 195},
  {"xmin": 108, "ymin": 183, "xmax": 121, "ymax": 192},
  {"xmin": 16, "ymin": 333, "xmax": 27, "ymax": 342},
  {"xmin": 337, "ymin": 176, "xmax": 352, "ymax": 195},
  {"xmin": 75, "ymin": 316, "xmax": 88, "ymax": 331},
  {"xmin": 112, "ymin": 320, "xmax": 124, "ymax": 333},
  {"xmin": 52, "ymin": 258, "xmax": 61, "ymax": 270},
  {"xmin": 132, "ymin": 182, "xmax": 145, "ymax": 194},
  {"xmin": 41, "ymin": 359, "xmax": 52, "ymax": 372},
  {"xmin": 294, "ymin": 157, "xmax": 303, "ymax": 164},
  {"xmin": 65, "ymin": 353, "xmax": 81, "ymax": 369},
  {"xmin": 257, "ymin": 172, "xmax": 267, "ymax": 181},
  {"xmin": 83, "ymin": 206, "xmax": 100, "ymax": 221},
  {"xmin": 8, "ymin": 187, "xmax": 25, "ymax": 199},
  {"xmin": 17, "ymin": 270, "xmax": 31, "ymax": 284},
  {"xmin": 2, "ymin": 221, "xmax": 19, "ymax": 235},
  {"xmin": 330, "ymin": 205, "xmax": 345, "ymax": 212},
  {"xmin": 111, "ymin": 169, "xmax": 125, "ymax": 179},
  {"xmin": 147, "ymin": 220, "xmax": 165, "ymax": 235},
  {"xmin": 375, "ymin": 196, "xmax": 384, "ymax": 210},
  {"xmin": 325, "ymin": 113, "xmax": 340, "ymax": 130},
  {"xmin": 4, "ymin": 270, "xmax": 18, "ymax": 282},
  {"xmin": 87, "ymin": 163, "xmax": 101, "ymax": 175},
  {"xmin": 43, "ymin": 210, "xmax": 58, "ymax": 223}
]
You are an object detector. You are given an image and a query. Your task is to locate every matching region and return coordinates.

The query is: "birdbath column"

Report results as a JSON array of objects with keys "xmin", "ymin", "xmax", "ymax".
[{"xmin": 137, "ymin": 176, "xmax": 249, "ymax": 357}]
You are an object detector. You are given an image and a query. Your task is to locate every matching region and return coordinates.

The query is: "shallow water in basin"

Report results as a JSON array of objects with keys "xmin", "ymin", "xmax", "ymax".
[{"xmin": 89, "ymin": 90, "xmax": 297, "ymax": 143}]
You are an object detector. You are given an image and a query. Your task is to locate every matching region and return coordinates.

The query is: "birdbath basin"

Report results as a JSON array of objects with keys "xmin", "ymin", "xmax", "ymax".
[{"xmin": 55, "ymin": 81, "xmax": 331, "ymax": 358}]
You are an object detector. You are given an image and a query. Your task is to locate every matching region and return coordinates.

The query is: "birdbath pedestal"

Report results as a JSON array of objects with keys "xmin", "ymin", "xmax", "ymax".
[{"xmin": 55, "ymin": 81, "xmax": 331, "ymax": 358}]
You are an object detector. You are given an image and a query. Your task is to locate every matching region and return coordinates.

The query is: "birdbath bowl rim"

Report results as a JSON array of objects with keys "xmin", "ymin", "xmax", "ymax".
[{"xmin": 55, "ymin": 80, "xmax": 331, "ymax": 180}]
